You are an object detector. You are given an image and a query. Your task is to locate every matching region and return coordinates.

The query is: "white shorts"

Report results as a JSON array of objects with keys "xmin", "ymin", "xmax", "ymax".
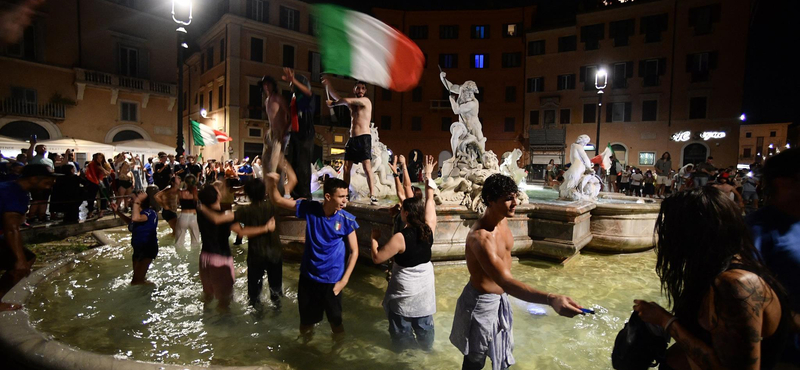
[{"xmin": 656, "ymin": 176, "xmax": 670, "ymax": 185}]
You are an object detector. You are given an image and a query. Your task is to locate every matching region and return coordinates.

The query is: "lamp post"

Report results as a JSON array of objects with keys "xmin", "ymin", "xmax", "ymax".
[
  {"xmin": 594, "ymin": 68, "xmax": 607, "ymax": 156},
  {"xmin": 172, "ymin": 0, "xmax": 192, "ymax": 157}
]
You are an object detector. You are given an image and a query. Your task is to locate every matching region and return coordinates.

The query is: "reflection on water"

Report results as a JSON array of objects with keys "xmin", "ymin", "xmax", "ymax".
[{"xmin": 28, "ymin": 225, "xmax": 664, "ymax": 369}]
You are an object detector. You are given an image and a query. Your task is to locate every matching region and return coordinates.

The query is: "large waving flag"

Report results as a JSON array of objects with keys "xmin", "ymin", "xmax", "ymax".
[
  {"xmin": 313, "ymin": 4, "xmax": 425, "ymax": 92},
  {"xmin": 191, "ymin": 120, "xmax": 231, "ymax": 146}
]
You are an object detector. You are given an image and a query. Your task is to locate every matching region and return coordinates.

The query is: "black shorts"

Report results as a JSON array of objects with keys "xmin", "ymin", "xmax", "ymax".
[
  {"xmin": 30, "ymin": 189, "xmax": 51, "ymax": 201},
  {"xmin": 118, "ymin": 180, "xmax": 133, "ymax": 189},
  {"xmin": 0, "ymin": 237, "xmax": 36, "ymax": 270},
  {"xmin": 298, "ymin": 273, "xmax": 342, "ymax": 327},
  {"xmin": 344, "ymin": 134, "xmax": 372, "ymax": 164},
  {"xmin": 162, "ymin": 209, "xmax": 177, "ymax": 222},
  {"xmin": 132, "ymin": 242, "xmax": 158, "ymax": 261}
]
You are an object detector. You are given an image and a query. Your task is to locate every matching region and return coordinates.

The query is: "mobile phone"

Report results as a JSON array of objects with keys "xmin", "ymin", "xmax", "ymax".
[{"xmin": 581, "ymin": 308, "xmax": 595, "ymax": 314}]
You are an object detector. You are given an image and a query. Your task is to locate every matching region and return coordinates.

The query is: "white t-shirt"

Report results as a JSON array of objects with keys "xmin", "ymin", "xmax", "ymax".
[
  {"xmin": 621, "ymin": 170, "xmax": 631, "ymax": 183},
  {"xmin": 630, "ymin": 173, "xmax": 644, "ymax": 186},
  {"xmin": 252, "ymin": 163, "xmax": 263, "ymax": 179}
]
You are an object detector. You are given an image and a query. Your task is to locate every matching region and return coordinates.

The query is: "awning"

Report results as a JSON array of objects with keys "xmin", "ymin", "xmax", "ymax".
[
  {"xmin": 0, "ymin": 135, "xmax": 28, "ymax": 154},
  {"xmin": 36, "ymin": 137, "xmax": 115, "ymax": 155},
  {"xmin": 113, "ymin": 139, "xmax": 175, "ymax": 157}
]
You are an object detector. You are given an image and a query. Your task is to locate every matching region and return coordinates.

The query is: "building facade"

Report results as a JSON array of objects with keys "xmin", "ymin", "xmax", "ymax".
[
  {"xmin": 525, "ymin": 0, "xmax": 749, "ymax": 171},
  {"xmin": 738, "ymin": 122, "xmax": 791, "ymax": 165},
  {"xmin": 0, "ymin": 0, "xmax": 179, "ymax": 160}
]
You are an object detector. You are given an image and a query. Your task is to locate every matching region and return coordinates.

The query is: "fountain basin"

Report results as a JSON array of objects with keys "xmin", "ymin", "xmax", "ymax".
[{"xmin": 585, "ymin": 193, "xmax": 661, "ymax": 253}]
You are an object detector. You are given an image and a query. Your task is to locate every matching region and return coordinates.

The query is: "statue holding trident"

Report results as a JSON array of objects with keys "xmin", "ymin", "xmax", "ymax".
[{"xmin": 440, "ymin": 69, "xmax": 486, "ymax": 155}]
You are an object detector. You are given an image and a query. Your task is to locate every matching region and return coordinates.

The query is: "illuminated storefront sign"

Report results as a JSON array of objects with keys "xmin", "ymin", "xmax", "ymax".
[
  {"xmin": 670, "ymin": 130, "xmax": 727, "ymax": 142},
  {"xmin": 670, "ymin": 131, "xmax": 691, "ymax": 142},
  {"xmin": 699, "ymin": 131, "xmax": 726, "ymax": 140}
]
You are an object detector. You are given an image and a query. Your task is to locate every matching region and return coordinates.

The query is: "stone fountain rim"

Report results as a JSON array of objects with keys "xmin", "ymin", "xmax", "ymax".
[{"xmin": 0, "ymin": 228, "xmax": 278, "ymax": 370}]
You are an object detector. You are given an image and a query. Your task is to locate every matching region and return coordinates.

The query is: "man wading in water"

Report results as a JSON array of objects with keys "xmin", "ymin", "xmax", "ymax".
[
  {"xmin": 451, "ymin": 173, "xmax": 584, "ymax": 370},
  {"xmin": 322, "ymin": 78, "xmax": 377, "ymax": 204}
]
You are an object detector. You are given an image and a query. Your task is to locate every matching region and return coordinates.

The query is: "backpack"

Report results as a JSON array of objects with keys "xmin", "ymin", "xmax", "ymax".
[{"xmin": 611, "ymin": 312, "xmax": 668, "ymax": 370}]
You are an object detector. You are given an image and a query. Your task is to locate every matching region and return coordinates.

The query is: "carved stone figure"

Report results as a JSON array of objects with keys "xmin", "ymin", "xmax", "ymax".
[
  {"xmin": 559, "ymin": 134, "xmax": 601, "ymax": 201},
  {"xmin": 500, "ymin": 148, "xmax": 527, "ymax": 185},
  {"xmin": 440, "ymin": 72, "xmax": 486, "ymax": 154},
  {"xmin": 348, "ymin": 123, "xmax": 396, "ymax": 200}
]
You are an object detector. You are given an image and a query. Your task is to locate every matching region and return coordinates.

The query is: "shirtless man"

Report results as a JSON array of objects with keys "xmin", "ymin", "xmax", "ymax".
[
  {"xmin": 322, "ymin": 78, "xmax": 376, "ymax": 204},
  {"xmin": 260, "ymin": 75, "xmax": 297, "ymax": 195},
  {"xmin": 451, "ymin": 173, "xmax": 584, "ymax": 370},
  {"xmin": 712, "ymin": 175, "xmax": 744, "ymax": 209}
]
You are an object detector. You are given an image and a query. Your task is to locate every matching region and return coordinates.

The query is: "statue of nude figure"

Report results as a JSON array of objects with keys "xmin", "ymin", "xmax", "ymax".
[{"xmin": 440, "ymin": 72, "xmax": 486, "ymax": 154}]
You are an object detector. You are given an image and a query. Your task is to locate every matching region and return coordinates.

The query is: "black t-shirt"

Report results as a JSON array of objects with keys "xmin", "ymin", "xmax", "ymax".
[
  {"xmin": 394, "ymin": 227, "xmax": 432, "ymax": 268},
  {"xmin": 197, "ymin": 209, "xmax": 232, "ymax": 256},
  {"xmin": 153, "ymin": 162, "xmax": 172, "ymax": 187},
  {"xmin": 188, "ymin": 163, "xmax": 202, "ymax": 178},
  {"xmin": 174, "ymin": 164, "xmax": 187, "ymax": 179},
  {"xmin": 234, "ymin": 201, "xmax": 280, "ymax": 262}
]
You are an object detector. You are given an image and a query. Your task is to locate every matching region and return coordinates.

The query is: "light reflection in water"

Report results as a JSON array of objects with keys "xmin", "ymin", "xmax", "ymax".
[{"xmin": 27, "ymin": 225, "xmax": 665, "ymax": 369}]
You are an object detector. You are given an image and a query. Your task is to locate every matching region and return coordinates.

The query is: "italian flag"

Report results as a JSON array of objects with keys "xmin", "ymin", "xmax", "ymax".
[
  {"xmin": 313, "ymin": 4, "xmax": 425, "ymax": 92},
  {"xmin": 191, "ymin": 120, "xmax": 232, "ymax": 146}
]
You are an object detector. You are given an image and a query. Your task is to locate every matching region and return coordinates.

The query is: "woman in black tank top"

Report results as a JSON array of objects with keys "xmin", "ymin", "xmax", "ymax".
[
  {"xmin": 633, "ymin": 187, "xmax": 790, "ymax": 370},
  {"xmin": 371, "ymin": 155, "xmax": 439, "ymax": 351}
]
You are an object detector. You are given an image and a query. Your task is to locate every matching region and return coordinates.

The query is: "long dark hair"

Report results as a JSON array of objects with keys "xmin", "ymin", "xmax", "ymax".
[
  {"xmin": 402, "ymin": 196, "xmax": 432, "ymax": 244},
  {"xmin": 655, "ymin": 187, "xmax": 782, "ymax": 335}
]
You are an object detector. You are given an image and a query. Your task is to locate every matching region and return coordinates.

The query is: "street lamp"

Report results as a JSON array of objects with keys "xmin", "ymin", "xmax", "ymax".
[
  {"xmin": 594, "ymin": 68, "xmax": 607, "ymax": 155},
  {"xmin": 172, "ymin": 0, "xmax": 192, "ymax": 157}
]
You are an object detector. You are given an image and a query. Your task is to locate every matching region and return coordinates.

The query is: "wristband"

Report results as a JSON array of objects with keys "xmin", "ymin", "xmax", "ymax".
[
  {"xmin": 664, "ymin": 316, "xmax": 678, "ymax": 332},
  {"xmin": 392, "ymin": 173, "xmax": 399, "ymax": 178}
]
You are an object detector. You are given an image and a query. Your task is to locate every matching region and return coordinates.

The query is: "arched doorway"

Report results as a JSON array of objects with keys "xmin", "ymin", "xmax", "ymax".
[
  {"xmin": 111, "ymin": 130, "xmax": 144, "ymax": 142},
  {"xmin": 682, "ymin": 143, "xmax": 709, "ymax": 166},
  {"xmin": 0, "ymin": 120, "xmax": 50, "ymax": 140}
]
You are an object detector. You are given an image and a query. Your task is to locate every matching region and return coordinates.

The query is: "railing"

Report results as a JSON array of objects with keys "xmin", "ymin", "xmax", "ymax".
[
  {"xmin": 75, "ymin": 68, "xmax": 176, "ymax": 96},
  {"xmin": 1, "ymin": 99, "xmax": 66, "ymax": 119}
]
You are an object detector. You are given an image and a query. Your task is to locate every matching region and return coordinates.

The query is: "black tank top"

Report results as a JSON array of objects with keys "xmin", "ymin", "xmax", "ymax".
[
  {"xmin": 394, "ymin": 227, "xmax": 432, "ymax": 268},
  {"xmin": 179, "ymin": 198, "xmax": 197, "ymax": 210}
]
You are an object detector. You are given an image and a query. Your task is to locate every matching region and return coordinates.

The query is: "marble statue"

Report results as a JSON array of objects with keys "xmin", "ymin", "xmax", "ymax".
[
  {"xmin": 500, "ymin": 148, "xmax": 527, "ymax": 185},
  {"xmin": 348, "ymin": 123, "xmax": 396, "ymax": 200},
  {"xmin": 559, "ymin": 134, "xmax": 601, "ymax": 201},
  {"xmin": 440, "ymin": 72, "xmax": 486, "ymax": 155},
  {"xmin": 310, "ymin": 163, "xmax": 342, "ymax": 194}
]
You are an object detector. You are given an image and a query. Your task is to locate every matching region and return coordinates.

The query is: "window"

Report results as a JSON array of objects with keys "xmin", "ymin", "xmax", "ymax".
[
  {"xmin": 501, "ymin": 52, "xmax": 521, "ymax": 68},
  {"xmin": 503, "ymin": 23, "xmax": 520, "ymax": 37},
  {"xmin": 580, "ymin": 24, "xmax": 604, "ymax": 50},
  {"xmin": 218, "ymin": 85, "xmax": 224, "ymax": 107},
  {"xmin": 282, "ymin": 44, "xmax": 295, "ymax": 68},
  {"xmin": 409, "ymin": 25, "xmax": 428, "ymax": 40},
  {"xmin": 220, "ymin": 39, "xmax": 225, "ymax": 62},
  {"xmin": 583, "ymin": 104, "xmax": 596, "ymax": 123},
  {"xmin": 528, "ymin": 40, "xmax": 545, "ymax": 56},
  {"xmin": 441, "ymin": 117, "xmax": 451, "ymax": 131},
  {"xmin": 642, "ymin": 100, "xmax": 658, "ymax": 121},
  {"xmin": 689, "ymin": 97, "xmax": 707, "ymax": 119},
  {"xmin": 208, "ymin": 91, "xmax": 213, "ymax": 110},
  {"xmin": 249, "ymin": 128, "xmax": 262, "ymax": 137},
  {"xmin": 439, "ymin": 53, "xmax": 458, "ymax": 68},
  {"xmin": 770, "ymin": 131, "xmax": 777, "ymax": 137},
  {"xmin": 279, "ymin": 6, "xmax": 300, "ymax": 31},
  {"xmin": 309, "ymin": 15, "xmax": 318, "ymax": 36},
  {"xmin": 689, "ymin": 4, "xmax": 721, "ymax": 36},
  {"xmin": 250, "ymin": 37, "xmax": 263, "ymax": 62},
  {"xmin": 246, "ymin": 0, "xmax": 269, "ymax": 23},
  {"xmin": 581, "ymin": 65, "xmax": 598, "ymax": 91},
  {"xmin": 200, "ymin": 54, "xmax": 205, "ymax": 73},
  {"xmin": 471, "ymin": 25, "xmax": 490, "ymax": 39},
  {"xmin": 527, "ymin": 77, "xmax": 544, "ymax": 92},
  {"xmin": 412, "ymin": 87, "xmax": 422, "ymax": 102},
  {"xmin": 609, "ymin": 19, "xmax": 634, "ymax": 47},
  {"xmin": 194, "ymin": 93, "xmax": 198, "ymax": 104},
  {"xmin": 612, "ymin": 62, "xmax": 632, "ymax": 89},
  {"xmin": 118, "ymin": 46, "xmax": 139, "ymax": 77},
  {"xmin": 411, "ymin": 117, "xmax": 422, "ymax": 131},
  {"xmin": 440, "ymin": 25, "xmax": 458, "ymax": 39},
  {"xmin": 743, "ymin": 148, "xmax": 752, "ymax": 158},
  {"xmin": 309, "ymin": 51, "xmax": 321, "ymax": 82},
  {"xmin": 606, "ymin": 102, "xmax": 632, "ymax": 122},
  {"xmin": 640, "ymin": 58, "xmax": 665, "ymax": 87},
  {"xmin": 120, "ymin": 101, "xmax": 138, "ymax": 122},
  {"xmin": 686, "ymin": 52, "xmax": 717, "ymax": 82},
  {"xmin": 557, "ymin": 74, "xmax": 575, "ymax": 90},
  {"xmin": 471, "ymin": 54, "xmax": 487, "ymax": 69},
  {"xmin": 6, "ymin": 24, "xmax": 36, "ymax": 60},
  {"xmin": 382, "ymin": 88, "xmax": 391, "ymax": 101},
  {"xmin": 639, "ymin": 152, "xmax": 656, "ymax": 166},
  {"xmin": 10, "ymin": 86, "xmax": 37, "ymax": 105},
  {"xmin": 558, "ymin": 35, "xmax": 577, "ymax": 52},
  {"xmin": 206, "ymin": 47, "xmax": 214, "ymax": 69},
  {"xmin": 641, "ymin": 14, "xmax": 668, "ymax": 43},
  {"xmin": 560, "ymin": 109, "xmax": 571, "ymax": 124},
  {"xmin": 543, "ymin": 110, "xmax": 556, "ymax": 125},
  {"xmin": 529, "ymin": 110, "xmax": 539, "ymax": 125},
  {"xmin": 504, "ymin": 118, "xmax": 515, "ymax": 132},
  {"xmin": 505, "ymin": 86, "xmax": 516, "ymax": 102},
  {"xmin": 381, "ymin": 116, "xmax": 391, "ymax": 130},
  {"xmin": 745, "ymin": 132, "xmax": 752, "ymax": 138},
  {"xmin": 199, "ymin": 93, "xmax": 204, "ymax": 111}
]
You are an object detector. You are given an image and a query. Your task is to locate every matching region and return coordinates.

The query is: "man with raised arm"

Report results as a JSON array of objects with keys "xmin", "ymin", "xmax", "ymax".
[
  {"xmin": 451, "ymin": 173, "xmax": 584, "ymax": 370},
  {"xmin": 260, "ymin": 75, "xmax": 297, "ymax": 195},
  {"xmin": 321, "ymin": 78, "xmax": 376, "ymax": 204},
  {"xmin": 265, "ymin": 172, "xmax": 359, "ymax": 343}
]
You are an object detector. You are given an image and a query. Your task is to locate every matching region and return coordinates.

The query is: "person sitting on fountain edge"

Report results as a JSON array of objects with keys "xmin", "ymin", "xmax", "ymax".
[
  {"xmin": 451, "ymin": 173, "xmax": 584, "ymax": 370},
  {"xmin": 110, "ymin": 191, "xmax": 158, "ymax": 285},
  {"xmin": 265, "ymin": 173, "xmax": 359, "ymax": 343}
]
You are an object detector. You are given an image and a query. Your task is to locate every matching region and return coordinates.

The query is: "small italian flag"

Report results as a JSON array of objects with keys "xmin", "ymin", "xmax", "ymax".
[
  {"xmin": 313, "ymin": 4, "xmax": 425, "ymax": 92},
  {"xmin": 191, "ymin": 120, "xmax": 232, "ymax": 146}
]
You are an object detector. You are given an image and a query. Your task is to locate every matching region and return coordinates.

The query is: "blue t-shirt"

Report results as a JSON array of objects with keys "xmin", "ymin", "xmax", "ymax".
[
  {"xmin": 238, "ymin": 164, "xmax": 253, "ymax": 182},
  {"xmin": 0, "ymin": 181, "xmax": 29, "ymax": 233},
  {"xmin": 128, "ymin": 208, "xmax": 159, "ymax": 247},
  {"xmin": 296, "ymin": 199, "xmax": 358, "ymax": 283}
]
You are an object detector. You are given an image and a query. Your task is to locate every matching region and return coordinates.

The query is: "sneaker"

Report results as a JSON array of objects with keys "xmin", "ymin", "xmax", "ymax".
[{"xmin": 370, "ymin": 196, "xmax": 378, "ymax": 205}]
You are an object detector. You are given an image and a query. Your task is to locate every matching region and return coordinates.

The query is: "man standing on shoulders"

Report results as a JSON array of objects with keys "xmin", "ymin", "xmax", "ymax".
[
  {"xmin": 322, "ymin": 78, "xmax": 376, "ymax": 204},
  {"xmin": 451, "ymin": 173, "xmax": 584, "ymax": 370},
  {"xmin": 265, "ymin": 173, "xmax": 358, "ymax": 344},
  {"xmin": 260, "ymin": 75, "xmax": 297, "ymax": 195},
  {"xmin": 282, "ymin": 68, "xmax": 316, "ymax": 200},
  {"xmin": 0, "ymin": 164, "xmax": 58, "ymax": 311}
]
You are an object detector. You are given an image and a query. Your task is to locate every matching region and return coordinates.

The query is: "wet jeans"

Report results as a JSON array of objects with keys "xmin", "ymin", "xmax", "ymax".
[{"xmin": 387, "ymin": 311, "xmax": 434, "ymax": 351}]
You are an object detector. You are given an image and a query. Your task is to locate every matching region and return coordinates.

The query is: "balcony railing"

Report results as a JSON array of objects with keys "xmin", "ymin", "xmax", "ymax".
[
  {"xmin": 75, "ymin": 68, "xmax": 176, "ymax": 96},
  {"xmin": 1, "ymin": 99, "xmax": 66, "ymax": 120}
]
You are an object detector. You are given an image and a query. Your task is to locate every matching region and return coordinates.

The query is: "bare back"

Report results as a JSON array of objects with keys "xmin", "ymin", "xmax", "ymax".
[
  {"xmin": 265, "ymin": 95, "xmax": 290, "ymax": 139},
  {"xmin": 348, "ymin": 98, "xmax": 372, "ymax": 137},
  {"xmin": 465, "ymin": 218, "xmax": 514, "ymax": 295}
]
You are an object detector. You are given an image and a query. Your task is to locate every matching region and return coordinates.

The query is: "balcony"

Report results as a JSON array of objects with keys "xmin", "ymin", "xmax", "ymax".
[
  {"xmin": 75, "ymin": 68, "xmax": 176, "ymax": 97},
  {"xmin": 1, "ymin": 99, "xmax": 66, "ymax": 120}
]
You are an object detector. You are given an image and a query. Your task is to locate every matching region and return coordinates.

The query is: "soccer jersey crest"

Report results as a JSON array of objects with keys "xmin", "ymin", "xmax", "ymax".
[{"xmin": 335, "ymin": 221, "xmax": 342, "ymax": 231}]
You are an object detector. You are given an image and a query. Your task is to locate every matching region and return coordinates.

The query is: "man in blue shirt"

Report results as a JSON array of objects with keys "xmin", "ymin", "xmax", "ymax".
[
  {"xmin": 110, "ymin": 191, "xmax": 159, "ymax": 285},
  {"xmin": 238, "ymin": 159, "xmax": 253, "ymax": 185},
  {"xmin": 1, "ymin": 164, "xmax": 58, "ymax": 311},
  {"xmin": 265, "ymin": 172, "xmax": 358, "ymax": 343},
  {"xmin": 747, "ymin": 148, "xmax": 800, "ymax": 365},
  {"xmin": 144, "ymin": 157, "xmax": 154, "ymax": 185}
]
